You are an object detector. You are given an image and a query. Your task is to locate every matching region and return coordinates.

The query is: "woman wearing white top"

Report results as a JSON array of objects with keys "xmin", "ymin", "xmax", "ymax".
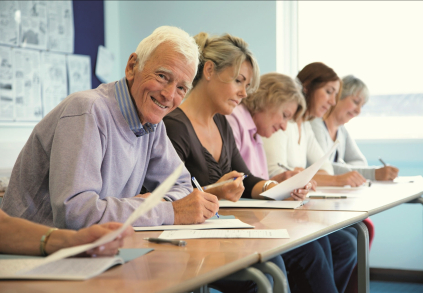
[{"xmin": 310, "ymin": 75, "xmax": 399, "ymax": 181}]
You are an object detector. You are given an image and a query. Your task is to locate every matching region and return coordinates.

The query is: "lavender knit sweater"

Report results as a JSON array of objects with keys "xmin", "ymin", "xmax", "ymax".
[{"xmin": 1, "ymin": 82, "xmax": 193, "ymax": 229}]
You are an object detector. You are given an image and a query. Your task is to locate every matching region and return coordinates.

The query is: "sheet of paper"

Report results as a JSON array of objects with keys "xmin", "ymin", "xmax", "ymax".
[
  {"xmin": 0, "ymin": 257, "xmax": 122, "ymax": 280},
  {"xmin": 261, "ymin": 141, "xmax": 339, "ymax": 200},
  {"xmin": 13, "ymin": 48, "xmax": 43, "ymax": 121},
  {"xmin": 41, "ymin": 51, "xmax": 67, "ymax": 116},
  {"xmin": 159, "ymin": 229, "xmax": 290, "ymax": 239},
  {"xmin": 219, "ymin": 199, "xmax": 303, "ymax": 209},
  {"xmin": 0, "ymin": 1, "xmax": 20, "ymax": 46},
  {"xmin": 46, "ymin": 1, "xmax": 74, "ymax": 53},
  {"xmin": 38, "ymin": 164, "xmax": 184, "ymax": 266},
  {"xmin": 0, "ymin": 45, "xmax": 15, "ymax": 121},
  {"xmin": 19, "ymin": 1, "xmax": 48, "ymax": 50},
  {"xmin": 95, "ymin": 45, "xmax": 115, "ymax": 83},
  {"xmin": 134, "ymin": 219, "xmax": 253, "ymax": 231},
  {"xmin": 67, "ymin": 54, "xmax": 91, "ymax": 94},
  {"xmin": 394, "ymin": 176, "xmax": 422, "ymax": 183}
]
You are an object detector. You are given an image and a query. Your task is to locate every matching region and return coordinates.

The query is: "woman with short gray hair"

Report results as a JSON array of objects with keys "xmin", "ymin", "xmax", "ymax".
[{"xmin": 311, "ymin": 75, "xmax": 399, "ymax": 181}]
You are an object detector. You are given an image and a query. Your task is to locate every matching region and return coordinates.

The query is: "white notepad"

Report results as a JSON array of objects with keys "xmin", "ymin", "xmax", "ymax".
[
  {"xmin": 218, "ymin": 200, "xmax": 303, "ymax": 209},
  {"xmin": 134, "ymin": 219, "xmax": 254, "ymax": 231},
  {"xmin": 159, "ymin": 229, "xmax": 289, "ymax": 239},
  {"xmin": 0, "ymin": 257, "xmax": 123, "ymax": 280}
]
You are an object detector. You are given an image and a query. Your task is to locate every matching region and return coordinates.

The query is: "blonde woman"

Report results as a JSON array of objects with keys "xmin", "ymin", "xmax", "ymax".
[{"xmin": 164, "ymin": 34, "xmax": 340, "ymax": 293}]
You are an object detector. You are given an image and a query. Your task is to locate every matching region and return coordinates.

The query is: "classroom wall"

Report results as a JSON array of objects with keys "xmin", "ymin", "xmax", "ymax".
[{"xmin": 104, "ymin": 0, "xmax": 277, "ymax": 83}]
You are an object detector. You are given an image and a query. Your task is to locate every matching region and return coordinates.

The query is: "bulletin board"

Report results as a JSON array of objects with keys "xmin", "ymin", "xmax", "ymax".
[{"xmin": 0, "ymin": 0, "xmax": 105, "ymax": 123}]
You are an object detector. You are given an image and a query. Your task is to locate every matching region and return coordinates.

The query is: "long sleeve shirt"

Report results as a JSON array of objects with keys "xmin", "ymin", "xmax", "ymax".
[
  {"xmin": 1, "ymin": 79, "xmax": 193, "ymax": 229},
  {"xmin": 225, "ymin": 104, "xmax": 269, "ymax": 179},
  {"xmin": 310, "ymin": 118, "xmax": 376, "ymax": 180},
  {"xmin": 262, "ymin": 121, "xmax": 334, "ymax": 178}
]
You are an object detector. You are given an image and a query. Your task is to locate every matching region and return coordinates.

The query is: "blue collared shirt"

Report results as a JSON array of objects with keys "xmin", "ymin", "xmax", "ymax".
[{"xmin": 114, "ymin": 77, "xmax": 157, "ymax": 137}]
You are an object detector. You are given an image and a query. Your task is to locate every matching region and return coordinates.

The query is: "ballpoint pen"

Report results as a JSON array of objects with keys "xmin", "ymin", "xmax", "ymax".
[
  {"xmin": 277, "ymin": 163, "xmax": 294, "ymax": 171},
  {"xmin": 192, "ymin": 176, "xmax": 220, "ymax": 218},
  {"xmin": 309, "ymin": 195, "xmax": 347, "ymax": 199},
  {"xmin": 203, "ymin": 175, "xmax": 248, "ymax": 190},
  {"xmin": 144, "ymin": 237, "xmax": 187, "ymax": 247},
  {"xmin": 379, "ymin": 157, "xmax": 387, "ymax": 167}
]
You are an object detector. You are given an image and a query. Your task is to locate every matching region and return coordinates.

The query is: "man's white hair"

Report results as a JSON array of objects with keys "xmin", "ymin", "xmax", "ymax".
[{"xmin": 135, "ymin": 26, "xmax": 199, "ymax": 75}]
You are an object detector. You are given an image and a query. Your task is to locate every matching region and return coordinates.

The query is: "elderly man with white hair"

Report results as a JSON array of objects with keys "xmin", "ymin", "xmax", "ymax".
[{"xmin": 1, "ymin": 26, "xmax": 219, "ymax": 229}]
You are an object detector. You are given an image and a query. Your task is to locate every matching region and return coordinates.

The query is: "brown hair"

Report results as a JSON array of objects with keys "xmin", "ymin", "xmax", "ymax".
[
  {"xmin": 242, "ymin": 73, "xmax": 306, "ymax": 122},
  {"xmin": 192, "ymin": 32, "xmax": 260, "ymax": 94},
  {"xmin": 297, "ymin": 62, "xmax": 342, "ymax": 120}
]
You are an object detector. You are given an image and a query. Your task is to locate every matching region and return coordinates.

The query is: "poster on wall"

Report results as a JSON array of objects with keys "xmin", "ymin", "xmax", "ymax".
[
  {"xmin": 0, "ymin": 1, "xmax": 20, "ymax": 47},
  {"xmin": 41, "ymin": 51, "xmax": 67, "ymax": 116},
  {"xmin": 47, "ymin": 0, "xmax": 74, "ymax": 54},
  {"xmin": 13, "ymin": 48, "xmax": 42, "ymax": 121},
  {"xmin": 95, "ymin": 45, "xmax": 115, "ymax": 83},
  {"xmin": 67, "ymin": 54, "xmax": 92, "ymax": 95},
  {"xmin": 0, "ymin": 46, "xmax": 15, "ymax": 121},
  {"xmin": 19, "ymin": 1, "xmax": 48, "ymax": 50}
]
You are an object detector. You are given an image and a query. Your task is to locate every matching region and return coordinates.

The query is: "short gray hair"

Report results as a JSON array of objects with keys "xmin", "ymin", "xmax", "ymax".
[
  {"xmin": 341, "ymin": 75, "xmax": 369, "ymax": 103},
  {"xmin": 135, "ymin": 26, "xmax": 199, "ymax": 75}
]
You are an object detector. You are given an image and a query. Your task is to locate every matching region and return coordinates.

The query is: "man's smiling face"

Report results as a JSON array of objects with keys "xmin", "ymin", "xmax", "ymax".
[{"xmin": 125, "ymin": 42, "xmax": 196, "ymax": 125}]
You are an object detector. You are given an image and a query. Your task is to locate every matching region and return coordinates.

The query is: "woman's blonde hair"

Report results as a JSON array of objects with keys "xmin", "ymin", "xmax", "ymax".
[
  {"xmin": 242, "ymin": 73, "xmax": 306, "ymax": 121},
  {"xmin": 192, "ymin": 32, "xmax": 260, "ymax": 94}
]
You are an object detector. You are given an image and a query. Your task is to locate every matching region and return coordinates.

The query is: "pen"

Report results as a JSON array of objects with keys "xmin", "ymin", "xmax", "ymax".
[
  {"xmin": 144, "ymin": 237, "xmax": 187, "ymax": 247},
  {"xmin": 379, "ymin": 157, "xmax": 387, "ymax": 167},
  {"xmin": 192, "ymin": 176, "xmax": 220, "ymax": 218},
  {"xmin": 309, "ymin": 195, "xmax": 347, "ymax": 199},
  {"xmin": 203, "ymin": 175, "xmax": 248, "ymax": 190},
  {"xmin": 277, "ymin": 163, "xmax": 294, "ymax": 171}
]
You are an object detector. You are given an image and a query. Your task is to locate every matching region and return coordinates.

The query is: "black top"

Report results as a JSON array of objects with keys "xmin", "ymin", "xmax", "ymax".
[{"xmin": 164, "ymin": 108, "xmax": 262, "ymax": 198}]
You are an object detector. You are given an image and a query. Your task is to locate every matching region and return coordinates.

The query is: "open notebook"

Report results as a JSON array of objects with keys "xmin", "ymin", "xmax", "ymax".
[{"xmin": 0, "ymin": 164, "xmax": 184, "ymax": 280}]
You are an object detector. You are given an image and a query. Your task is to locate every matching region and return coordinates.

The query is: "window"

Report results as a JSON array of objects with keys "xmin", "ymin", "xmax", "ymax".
[{"xmin": 294, "ymin": 1, "xmax": 423, "ymax": 139}]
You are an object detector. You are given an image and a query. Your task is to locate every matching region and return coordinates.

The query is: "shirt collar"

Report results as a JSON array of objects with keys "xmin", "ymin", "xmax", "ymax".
[
  {"xmin": 238, "ymin": 104, "xmax": 257, "ymax": 133},
  {"xmin": 114, "ymin": 77, "xmax": 157, "ymax": 137}
]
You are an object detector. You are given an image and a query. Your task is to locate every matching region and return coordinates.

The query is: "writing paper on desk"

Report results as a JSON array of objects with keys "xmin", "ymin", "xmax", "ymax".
[
  {"xmin": 134, "ymin": 219, "xmax": 253, "ymax": 231},
  {"xmin": 159, "ymin": 229, "xmax": 289, "ymax": 239},
  {"xmin": 219, "ymin": 199, "xmax": 303, "ymax": 209},
  {"xmin": 0, "ymin": 257, "xmax": 123, "ymax": 280},
  {"xmin": 13, "ymin": 164, "xmax": 184, "ymax": 276},
  {"xmin": 261, "ymin": 141, "xmax": 339, "ymax": 200}
]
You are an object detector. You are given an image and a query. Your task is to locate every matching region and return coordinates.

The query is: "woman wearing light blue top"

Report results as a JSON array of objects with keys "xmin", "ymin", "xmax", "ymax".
[{"xmin": 310, "ymin": 75, "xmax": 399, "ymax": 181}]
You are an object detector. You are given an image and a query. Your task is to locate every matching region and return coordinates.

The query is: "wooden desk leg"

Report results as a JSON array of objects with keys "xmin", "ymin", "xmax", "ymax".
[
  {"xmin": 217, "ymin": 267, "xmax": 273, "ymax": 293},
  {"xmin": 254, "ymin": 261, "xmax": 289, "ymax": 293},
  {"xmin": 352, "ymin": 222, "xmax": 370, "ymax": 293}
]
